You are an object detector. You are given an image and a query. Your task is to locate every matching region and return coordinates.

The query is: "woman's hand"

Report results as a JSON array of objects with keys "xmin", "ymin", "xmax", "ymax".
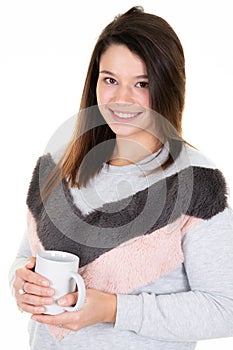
[
  {"xmin": 31, "ymin": 289, "xmax": 117, "ymax": 331},
  {"xmin": 13, "ymin": 257, "xmax": 54, "ymax": 314}
]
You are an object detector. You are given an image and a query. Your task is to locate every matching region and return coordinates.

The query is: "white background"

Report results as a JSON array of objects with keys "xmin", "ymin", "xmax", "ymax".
[{"xmin": 1, "ymin": 0, "xmax": 233, "ymax": 349}]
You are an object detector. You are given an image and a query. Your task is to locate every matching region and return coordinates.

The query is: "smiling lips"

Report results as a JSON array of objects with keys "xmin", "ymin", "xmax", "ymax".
[{"xmin": 110, "ymin": 108, "xmax": 143, "ymax": 122}]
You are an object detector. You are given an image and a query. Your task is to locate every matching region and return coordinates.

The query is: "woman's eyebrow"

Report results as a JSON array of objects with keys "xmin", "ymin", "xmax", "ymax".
[
  {"xmin": 99, "ymin": 70, "xmax": 115, "ymax": 76},
  {"xmin": 99, "ymin": 70, "xmax": 148, "ymax": 79}
]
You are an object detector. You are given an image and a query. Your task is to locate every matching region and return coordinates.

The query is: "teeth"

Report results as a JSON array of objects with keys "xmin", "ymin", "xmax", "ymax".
[{"xmin": 114, "ymin": 111, "xmax": 138, "ymax": 119}]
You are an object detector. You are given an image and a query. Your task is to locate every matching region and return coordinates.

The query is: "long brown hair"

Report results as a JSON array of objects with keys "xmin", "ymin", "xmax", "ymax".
[{"xmin": 42, "ymin": 6, "xmax": 186, "ymax": 199}]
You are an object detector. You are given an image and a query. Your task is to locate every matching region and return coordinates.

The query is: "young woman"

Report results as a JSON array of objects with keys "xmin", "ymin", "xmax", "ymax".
[{"xmin": 9, "ymin": 6, "xmax": 233, "ymax": 350}]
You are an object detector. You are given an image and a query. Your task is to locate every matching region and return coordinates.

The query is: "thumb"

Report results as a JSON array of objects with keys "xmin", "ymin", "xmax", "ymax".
[
  {"xmin": 58, "ymin": 292, "xmax": 78, "ymax": 307},
  {"xmin": 25, "ymin": 256, "xmax": 36, "ymax": 269}
]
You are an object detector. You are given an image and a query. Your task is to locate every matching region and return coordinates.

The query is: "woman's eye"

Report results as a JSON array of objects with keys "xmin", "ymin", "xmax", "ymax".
[
  {"xmin": 105, "ymin": 77, "xmax": 117, "ymax": 85},
  {"xmin": 136, "ymin": 81, "xmax": 149, "ymax": 88}
]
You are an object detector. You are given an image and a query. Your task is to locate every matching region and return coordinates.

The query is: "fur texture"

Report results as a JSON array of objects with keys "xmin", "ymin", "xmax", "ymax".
[
  {"xmin": 79, "ymin": 215, "xmax": 203, "ymax": 294},
  {"xmin": 26, "ymin": 154, "xmax": 228, "ymax": 267}
]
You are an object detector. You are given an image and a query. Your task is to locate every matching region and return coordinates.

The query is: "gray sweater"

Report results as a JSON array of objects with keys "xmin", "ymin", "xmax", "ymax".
[{"xmin": 9, "ymin": 142, "xmax": 233, "ymax": 349}]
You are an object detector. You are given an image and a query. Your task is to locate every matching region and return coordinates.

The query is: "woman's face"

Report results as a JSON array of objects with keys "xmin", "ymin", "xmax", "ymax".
[{"xmin": 96, "ymin": 44, "xmax": 155, "ymax": 140}]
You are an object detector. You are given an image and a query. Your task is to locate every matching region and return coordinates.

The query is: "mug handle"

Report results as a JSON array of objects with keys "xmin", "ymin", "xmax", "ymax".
[{"xmin": 63, "ymin": 272, "xmax": 86, "ymax": 312}]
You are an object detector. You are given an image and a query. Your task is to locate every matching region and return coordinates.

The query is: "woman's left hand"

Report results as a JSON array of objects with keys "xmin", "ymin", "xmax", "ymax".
[{"xmin": 31, "ymin": 288, "xmax": 117, "ymax": 331}]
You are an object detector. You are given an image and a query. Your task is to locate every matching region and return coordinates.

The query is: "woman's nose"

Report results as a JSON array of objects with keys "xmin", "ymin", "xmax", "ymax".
[{"xmin": 113, "ymin": 85, "xmax": 134, "ymax": 104}]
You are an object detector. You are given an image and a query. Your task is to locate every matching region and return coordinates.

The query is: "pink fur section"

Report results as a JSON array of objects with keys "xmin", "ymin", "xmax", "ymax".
[
  {"xmin": 79, "ymin": 215, "xmax": 203, "ymax": 294},
  {"xmin": 27, "ymin": 209, "xmax": 43, "ymax": 256}
]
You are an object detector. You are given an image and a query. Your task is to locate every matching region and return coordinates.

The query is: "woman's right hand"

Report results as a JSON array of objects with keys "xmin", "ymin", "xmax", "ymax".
[{"xmin": 13, "ymin": 257, "xmax": 54, "ymax": 314}]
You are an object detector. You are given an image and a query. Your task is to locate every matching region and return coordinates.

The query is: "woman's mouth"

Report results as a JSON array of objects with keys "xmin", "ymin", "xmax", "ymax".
[{"xmin": 110, "ymin": 109, "xmax": 142, "ymax": 122}]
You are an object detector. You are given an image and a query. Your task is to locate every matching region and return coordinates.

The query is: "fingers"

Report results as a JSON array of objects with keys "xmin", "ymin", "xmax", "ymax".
[
  {"xmin": 14, "ymin": 278, "xmax": 54, "ymax": 299},
  {"xmin": 15, "ymin": 283, "xmax": 54, "ymax": 314},
  {"xmin": 20, "ymin": 290, "xmax": 54, "ymax": 306},
  {"xmin": 14, "ymin": 257, "xmax": 55, "ymax": 314},
  {"xmin": 18, "ymin": 292, "xmax": 54, "ymax": 314},
  {"xmin": 25, "ymin": 256, "xmax": 36, "ymax": 270},
  {"xmin": 58, "ymin": 292, "xmax": 78, "ymax": 307},
  {"xmin": 14, "ymin": 258, "xmax": 52, "ymax": 297},
  {"xmin": 31, "ymin": 310, "xmax": 81, "ymax": 331},
  {"xmin": 15, "ymin": 282, "xmax": 54, "ymax": 314},
  {"xmin": 23, "ymin": 281, "xmax": 54, "ymax": 297},
  {"xmin": 19, "ymin": 302, "xmax": 46, "ymax": 315},
  {"xmin": 15, "ymin": 265, "xmax": 49, "ymax": 288}
]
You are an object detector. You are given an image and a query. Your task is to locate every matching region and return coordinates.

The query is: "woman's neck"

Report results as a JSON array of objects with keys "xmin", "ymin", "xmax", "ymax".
[{"xmin": 109, "ymin": 135, "xmax": 162, "ymax": 166}]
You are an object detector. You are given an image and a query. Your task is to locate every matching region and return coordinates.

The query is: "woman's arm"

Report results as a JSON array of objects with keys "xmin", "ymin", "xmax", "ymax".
[
  {"xmin": 8, "ymin": 232, "xmax": 32, "ymax": 292},
  {"xmin": 114, "ymin": 208, "xmax": 233, "ymax": 342}
]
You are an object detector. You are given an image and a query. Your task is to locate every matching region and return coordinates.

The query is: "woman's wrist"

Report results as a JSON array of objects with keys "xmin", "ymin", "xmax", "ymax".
[{"xmin": 104, "ymin": 293, "xmax": 117, "ymax": 323}]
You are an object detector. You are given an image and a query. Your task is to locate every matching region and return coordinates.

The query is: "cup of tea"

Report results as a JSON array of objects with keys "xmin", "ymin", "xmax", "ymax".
[{"xmin": 35, "ymin": 250, "xmax": 86, "ymax": 315}]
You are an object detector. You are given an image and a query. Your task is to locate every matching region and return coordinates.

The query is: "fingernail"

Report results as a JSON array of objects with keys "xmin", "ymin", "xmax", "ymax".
[
  {"xmin": 41, "ymin": 280, "xmax": 49, "ymax": 287},
  {"xmin": 31, "ymin": 315, "xmax": 38, "ymax": 321},
  {"xmin": 46, "ymin": 289, "xmax": 54, "ymax": 296},
  {"xmin": 25, "ymin": 261, "xmax": 34, "ymax": 268},
  {"xmin": 58, "ymin": 298, "xmax": 66, "ymax": 306},
  {"xmin": 38, "ymin": 307, "xmax": 45, "ymax": 313}
]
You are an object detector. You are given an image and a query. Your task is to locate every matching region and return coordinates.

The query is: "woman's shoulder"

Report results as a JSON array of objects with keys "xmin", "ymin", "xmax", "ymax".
[
  {"xmin": 177, "ymin": 143, "xmax": 228, "ymax": 197},
  {"xmin": 29, "ymin": 152, "xmax": 56, "ymax": 181},
  {"xmin": 173, "ymin": 143, "xmax": 229, "ymax": 219},
  {"xmin": 26, "ymin": 151, "xmax": 61, "ymax": 202},
  {"xmin": 178, "ymin": 143, "xmax": 217, "ymax": 170},
  {"xmin": 31, "ymin": 148, "xmax": 63, "ymax": 175}
]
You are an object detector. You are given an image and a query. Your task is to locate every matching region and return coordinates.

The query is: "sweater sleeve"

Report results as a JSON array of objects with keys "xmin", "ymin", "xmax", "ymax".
[
  {"xmin": 8, "ymin": 232, "xmax": 32, "ymax": 293},
  {"xmin": 114, "ymin": 208, "xmax": 233, "ymax": 342}
]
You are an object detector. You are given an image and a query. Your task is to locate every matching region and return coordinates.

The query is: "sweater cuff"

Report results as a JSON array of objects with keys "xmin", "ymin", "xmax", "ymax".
[{"xmin": 114, "ymin": 294, "xmax": 143, "ymax": 333}]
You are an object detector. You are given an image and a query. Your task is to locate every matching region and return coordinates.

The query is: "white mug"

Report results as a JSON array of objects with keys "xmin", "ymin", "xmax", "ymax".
[{"xmin": 35, "ymin": 250, "xmax": 86, "ymax": 315}]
